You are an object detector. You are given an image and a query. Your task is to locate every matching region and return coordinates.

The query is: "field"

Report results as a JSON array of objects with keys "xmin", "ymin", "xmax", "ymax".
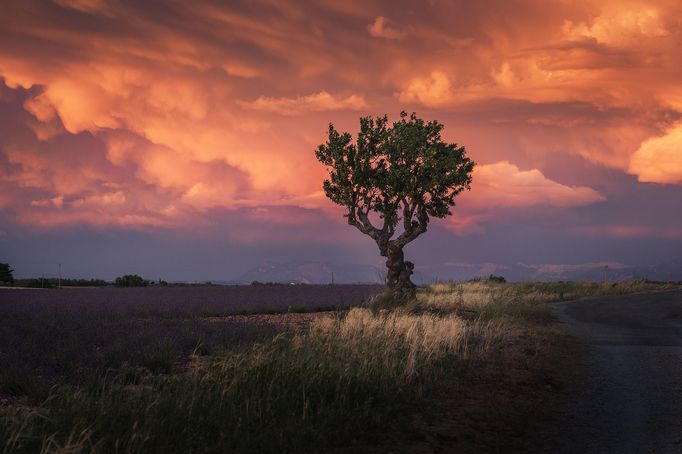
[
  {"xmin": 0, "ymin": 281, "xmax": 676, "ymax": 453},
  {"xmin": 0, "ymin": 285, "xmax": 381, "ymax": 402}
]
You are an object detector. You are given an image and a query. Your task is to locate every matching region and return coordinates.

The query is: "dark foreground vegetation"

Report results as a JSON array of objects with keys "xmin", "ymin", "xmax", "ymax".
[
  {"xmin": 0, "ymin": 281, "xmax": 677, "ymax": 453},
  {"xmin": 0, "ymin": 284, "xmax": 381, "ymax": 399}
]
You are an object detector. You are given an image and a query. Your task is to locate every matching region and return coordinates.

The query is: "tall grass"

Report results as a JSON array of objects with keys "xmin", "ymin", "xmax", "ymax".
[
  {"xmin": 1, "ymin": 309, "xmax": 506, "ymax": 453},
  {"xmin": 416, "ymin": 280, "xmax": 678, "ymax": 320},
  {"xmin": 2, "ymin": 281, "xmax": 674, "ymax": 453}
]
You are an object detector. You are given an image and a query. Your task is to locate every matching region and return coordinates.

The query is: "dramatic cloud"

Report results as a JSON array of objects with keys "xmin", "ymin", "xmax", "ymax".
[
  {"xmin": 367, "ymin": 16, "xmax": 405, "ymax": 40},
  {"xmin": 398, "ymin": 71, "xmax": 453, "ymax": 107},
  {"xmin": 446, "ymin": 161, "xmax": 604, "ymax": 234},
  {"xmin": 471, "ymin": 161, "xmax": 604, "ymax": 208},
  {"xmin": 629, "ymin": 124, "xmax": 682, "ymax": 184},
  {"xmin": 0, "ymin": 0, "xmax": 681, "ymax": 279},
  {"xmin": 238, "ymin": 91, "xmax": 367, "ymax": 115}
]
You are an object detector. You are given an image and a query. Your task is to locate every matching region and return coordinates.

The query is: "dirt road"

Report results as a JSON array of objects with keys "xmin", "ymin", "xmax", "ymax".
[{"xmin": 550, "ymin": 290, "xmax": 682, "ymax": 453}]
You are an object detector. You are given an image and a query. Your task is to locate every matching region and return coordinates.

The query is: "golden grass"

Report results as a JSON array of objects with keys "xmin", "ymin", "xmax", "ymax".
[
  {"xmin": 310, "ymin": 308, "xmax": 508, "ymax": 378},
  {"xmin": 3, "ymin": 280, "xmax": 675, "ymax": 453},
  {"xmin": 414, "ymin": 280, "xmax": 678, "ymax": 319}
]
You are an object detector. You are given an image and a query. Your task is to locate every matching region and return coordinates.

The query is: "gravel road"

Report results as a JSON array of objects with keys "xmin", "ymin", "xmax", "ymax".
[{"xmin": 549, "ymin": 289, "xmax": 682, "ymax": 453}]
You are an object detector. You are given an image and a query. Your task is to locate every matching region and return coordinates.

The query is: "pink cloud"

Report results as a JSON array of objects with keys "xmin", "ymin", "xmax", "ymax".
[
  {"xmin": 469, "ymin": 161, "xmax": 604, "ymax": 208},
  {"xmin": 0, "ymin": 0, "xmax": 680, "ymax": 246},
  {"xmin": 238, "ymin": 91, "xmax": 367, "ymax": 115},
  {"xmin": 31, "ymin": 196, "xmax": 64, "ymax": 208},
  {"xmin": 367, "ymin": 16, "xmax": 405, "ymax": 40},
  {"xmin": 446, "ymin": 161, "xmax": 604, "ymax": 234},
  {"xmin": 629, "ymin": 124, "xmax": 682, "ymax": 184}
]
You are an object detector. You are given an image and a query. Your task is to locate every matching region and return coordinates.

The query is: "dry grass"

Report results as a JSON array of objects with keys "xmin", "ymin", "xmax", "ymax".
[
  {"xmin": 2, "ymin": 280, "xmax": 674, "ymax": 453},
  {"xmin": 412, "ymin": 280, "xmax": 678, "ymax": 320},
  {"xmin": 310, "ymin": 308, "xmax": 508, "ymax": 378},
  {"xmin": 1, "ymin": 307, "xmax": 508, "ymax": 453}
]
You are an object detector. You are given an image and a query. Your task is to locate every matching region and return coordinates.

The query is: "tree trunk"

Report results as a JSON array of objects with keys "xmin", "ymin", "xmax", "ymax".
[{"xmin": 385, "ymin": 246, "xmax": 416, "ymax": 299}]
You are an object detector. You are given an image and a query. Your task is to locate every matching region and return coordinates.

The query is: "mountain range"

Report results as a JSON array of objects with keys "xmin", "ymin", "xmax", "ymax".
[{"xmin": 229, "ymin": 259, "xmax": 682, "ymax": 284}]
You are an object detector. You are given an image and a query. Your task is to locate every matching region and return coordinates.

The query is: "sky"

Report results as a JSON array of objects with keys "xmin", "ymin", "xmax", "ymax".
[{"xmin": 1, "ymin": 0, "xmax": 682, "ymax": 281}]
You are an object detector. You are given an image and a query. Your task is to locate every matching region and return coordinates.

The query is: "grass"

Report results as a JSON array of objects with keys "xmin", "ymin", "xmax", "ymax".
[
  {"xmin": 1, "ymin": 280, "xmax": 676, "ymax": 453},
  {"xmin": 414, "ymin": 280, "xmax": 678, "ymax": 320},
  {"xmin": 1, "ymin": 309, "xmax": 506, "ymax": 453}
]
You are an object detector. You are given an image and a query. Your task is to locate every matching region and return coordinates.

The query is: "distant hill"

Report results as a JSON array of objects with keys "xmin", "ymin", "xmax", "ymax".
[
  {"xmin": 420, "ymin": 260, "xmax": 682, "ymax": 283},
  {"xmin": 238, "ymin": 261, "xmax": 385, "ymax": 285},
  {"xmin": 236, "ymin": 259, "xmax": 682, "ymax": 285}
]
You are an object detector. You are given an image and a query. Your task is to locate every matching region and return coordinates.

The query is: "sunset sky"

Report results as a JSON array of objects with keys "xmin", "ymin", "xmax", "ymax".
[{"xmin": 1, "ymin": 0, "xmax": 681, "ymax": 280}]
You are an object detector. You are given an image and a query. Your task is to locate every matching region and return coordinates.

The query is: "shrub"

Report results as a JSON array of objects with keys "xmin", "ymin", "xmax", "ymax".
[
  {"xmin": 115, "ymin": 274, "xmax": 149, "ymax": 287},
  {"xmin": 0, "ymin": 263, "xmax": 14, "ymax": 286},
  {"xmin": 488, "ymin": 274, "xmax": 506, "ymax": 283}
]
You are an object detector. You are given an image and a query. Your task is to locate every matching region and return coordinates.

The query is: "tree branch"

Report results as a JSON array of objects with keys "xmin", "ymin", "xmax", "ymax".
[
  {"xmin": 393, "ymin": 204, "xmax": 428, "ymax": 249},
  {"xmin": 401, "ymin": 197, "xmax": 414, "ymax": 234}
]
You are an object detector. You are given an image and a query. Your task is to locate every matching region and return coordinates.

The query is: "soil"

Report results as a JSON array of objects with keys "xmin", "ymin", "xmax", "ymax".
[{"xmin": 202, "ymin": 311, "xmax": 332, "ymax": 330}]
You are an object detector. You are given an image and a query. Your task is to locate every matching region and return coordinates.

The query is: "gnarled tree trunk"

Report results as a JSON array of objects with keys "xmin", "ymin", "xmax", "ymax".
[{"xmin": 384, "ymin": 246, "xmax": 416, "ymax": 299}]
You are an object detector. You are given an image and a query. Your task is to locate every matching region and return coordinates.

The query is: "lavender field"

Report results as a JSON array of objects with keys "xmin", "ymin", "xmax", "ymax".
[
  {"xmin": 0, "ymin": 284, "xmax": 381, "ymax": 404},
  {"xmin": 0, "ymin": 284, "xmax": 382, "ymax": 316}
]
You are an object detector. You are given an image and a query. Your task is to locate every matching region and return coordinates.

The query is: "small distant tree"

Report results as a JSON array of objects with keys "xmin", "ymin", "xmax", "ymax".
[
  {"xmin": 0, "ymin": 263, "xmax": 14, "ymax": 286},
  {"xmin": 115, "ymin": 274, "xmax": 148, "ymax": 287},
  {"xmin": 315, "ymin": 112, "xmax": 474, "ymax": 299}
]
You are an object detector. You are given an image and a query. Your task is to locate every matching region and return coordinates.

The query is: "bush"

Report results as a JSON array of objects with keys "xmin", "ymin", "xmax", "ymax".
[
  {"xmin": 0, "ymin": 263, "xmax": 14, "ymax": 286},
  {"xmin": 115, "ymin": 274, "xmax": 149, "ymax": 287}
]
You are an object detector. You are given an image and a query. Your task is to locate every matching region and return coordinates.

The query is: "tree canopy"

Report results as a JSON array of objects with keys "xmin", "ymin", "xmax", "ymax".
[{"xmin": 315, "ymin": 112, "xmax": 474, "ymax": 297}]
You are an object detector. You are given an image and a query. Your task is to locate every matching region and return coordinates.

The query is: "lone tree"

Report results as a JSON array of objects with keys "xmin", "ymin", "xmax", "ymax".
[{"xmin": 315, "ymin": 112, "xmax": 474, "ymax": 299}]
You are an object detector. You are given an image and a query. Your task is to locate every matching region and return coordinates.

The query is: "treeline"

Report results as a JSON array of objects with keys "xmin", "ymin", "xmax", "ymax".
[
  {"xmin": 0, "ymin": 261, "xmax": 228, "ymax": 289},
  {"xmin": 16, "ymin": 275, "xmax": 162, "ymax": 288},
  {"xmin": 8, "ymin": 276, "xmax": 217, "ymax": 288},
  {"xmin": 13, "ymin": 278, "xmax": 110, "ymax": 288}
]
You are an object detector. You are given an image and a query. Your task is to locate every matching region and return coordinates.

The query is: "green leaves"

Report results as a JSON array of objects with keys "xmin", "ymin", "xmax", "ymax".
[{"xmin": 315, "ymin": 112, "xmax": 475, "ymax": 251}]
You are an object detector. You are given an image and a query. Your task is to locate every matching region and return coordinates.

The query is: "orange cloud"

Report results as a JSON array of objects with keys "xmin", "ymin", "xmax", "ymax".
[
  {"xmin": 0, "ymin": 0, "xmax": 680, "ymax": 243},
  {"xmin": 563, "ymin": 6, "xmax": 669, "ymax": 46},
  {"xmin": 629, "ymin": 124, "xmax": 682, "ymax": 184},
  {"xmin": 72, "ymin": 191, "xmax": 126, "ymax": 208},
  {"xmin": 53, "ymin": 0, "xmax": 114, "ymax": 16},
  {"xmin": 238, "ymin": 91, "xmax": 367, "ymax": 115},
  {"xmin": 447, "ymin": 161, "xmax": 604, "ymax": 234},
  {"xmin": 398, "ymin": 71, "xmax": 453, "ymax": 107},
  {"xmin": 367, "ymin": 16, "xmax": 404, "ymax": 40},
  {"xmin": 470, "ymin": 161, "xmax": 604, "ymax": 208},
  {"xmin": 31, "ymin": 196, "xmax": 64, "ymax": 208}
]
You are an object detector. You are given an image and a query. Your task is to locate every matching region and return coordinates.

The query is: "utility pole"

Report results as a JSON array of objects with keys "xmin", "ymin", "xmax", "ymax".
[
  {"xmin": 58, "ymin": 263, "xmax": 62, "ymax": 289},
  {"xmin": 602, "ymin": 265, "xmax": 608, "ymax": 283},
  {"xmin": 331, "ymin": 271, "xmax": 334, "ymax": 285}
]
